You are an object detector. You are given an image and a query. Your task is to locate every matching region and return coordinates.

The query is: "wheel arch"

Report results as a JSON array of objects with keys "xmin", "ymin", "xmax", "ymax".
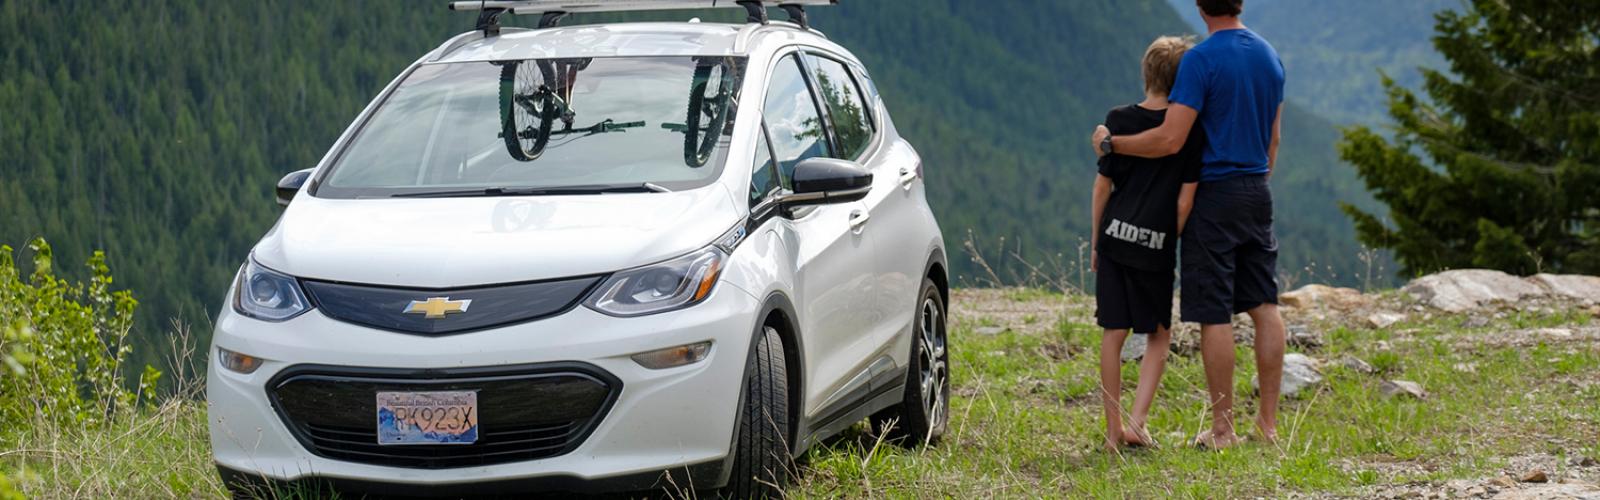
[{"xmin": 925, "ymin": 247, "xmax": 949, "ymax": 306}]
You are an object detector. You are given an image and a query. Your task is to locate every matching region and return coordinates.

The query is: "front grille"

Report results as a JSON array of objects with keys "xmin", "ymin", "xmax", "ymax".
[
  {"xmin": 300, "ymin": 276, "xmax": 601, "ymax": 336},
  {"xmin": 269, "ymin": 363, "xmax": 620, "ymax": 469}
]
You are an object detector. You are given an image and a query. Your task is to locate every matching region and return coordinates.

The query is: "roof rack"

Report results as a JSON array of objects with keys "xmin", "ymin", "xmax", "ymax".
[{"xmin": 447, "ymin": 0, "xmax": 837, "ymax": 36}]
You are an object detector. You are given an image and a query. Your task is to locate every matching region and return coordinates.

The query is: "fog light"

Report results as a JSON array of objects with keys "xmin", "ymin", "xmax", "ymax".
[
  {"xmin": 631, "ymin": 341, "xmax": 712, "ymax": 370},
  {"xmin": 218, "ymin": 347, "xmax": 264, "ymax": 374}
]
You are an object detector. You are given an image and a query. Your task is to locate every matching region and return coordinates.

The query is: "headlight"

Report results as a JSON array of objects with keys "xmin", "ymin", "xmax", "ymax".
[
  {"xmin": 585, "ymin": 246, "xmax": 725, "ymax": 317},
  {"xmin": 233, "ymin": 259, "xmax": 311, "ymax": 321}
]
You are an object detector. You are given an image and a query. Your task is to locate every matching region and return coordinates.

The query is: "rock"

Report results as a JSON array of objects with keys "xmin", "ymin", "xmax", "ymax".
[
  {"xmin": 1590, "ymin": 305, "xmax": 1600, "ymax": 318},
  {"xmin": 1340, "ymin": 356, "xmax": 1377, "ymax": 374},
  {"xmin": 1120, "ymin": 333, "xmax": 1147, "ymax": 362},
  {"xmin": 1535, "ymin": 327, "xmax": 1574, "ymax": 338},
  {"xmin": 975, "ymin": 326, "xmax": 1006, "ymax": 336},
  {"xmin": 1521, "ymin": 469, "xmax": 1548, "ymax": 483},
  {"xmin": 1380, "ymin": 380, "xmax": 1427, "ymax": 399},
  {"xmin": 1497, "ymin": 483, "xmax": 1600, "ymax": 499},
  {"xmin": 1490, "ymin": 476, "xmax": 1518, "ymax": 488},
  {"xmin": 1403, "ymin": 270, "xmax": 1546, "ymax": 313},
  {"xmin": 1579, "ymin": 456, "xmax": 1599, "ymax": 467},
  {"xmin": 1279, "ymin": 284, "xmax": 1367, "ymax": 310},
  {"xmin": 1528, "ymin": 274, "xmax": 1600, "ymax": 305},
  {"xmin": 1368, "ymin": 312, "xmax": 1407, "ymax": 329},
  {"xmin": 1287, "ymin": 324, "xmax": 1323, "ymax": 349},
  {"xmin": 1464, "ymin": 485, "xmax": 1487, "ymax": 497},
  {"xmin": 1462, "ymin": 316, "xmax": 1491, "ymax": 329},
  {"xmin": 1256, "ymin": 353, "xmax": 1324, "ymax": 398}
]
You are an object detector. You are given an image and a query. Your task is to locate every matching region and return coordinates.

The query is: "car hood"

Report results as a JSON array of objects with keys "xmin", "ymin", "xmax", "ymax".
[{"xmin": 252, "ymin": 185, "xmax": 743, "ymax": 288}]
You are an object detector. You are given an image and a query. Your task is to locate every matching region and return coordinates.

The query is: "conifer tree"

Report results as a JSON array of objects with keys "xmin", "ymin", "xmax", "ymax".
[{"xmin": 1340, "ymin": 0, "xmax": 1600, "ymax": 276}]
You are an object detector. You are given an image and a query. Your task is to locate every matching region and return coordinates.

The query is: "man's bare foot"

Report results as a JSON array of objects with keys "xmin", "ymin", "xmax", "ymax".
[
  {"xmin": 1255, "ymin": 416, "xmax": 1279, "ymax": 444},
  {"xmin": 1193, "ymin": 429, "xmax": 1244, "ymax": 450},
  {"xmin": 1123, "ymin": 425, "xmax": 1158, "ymax": 448}
]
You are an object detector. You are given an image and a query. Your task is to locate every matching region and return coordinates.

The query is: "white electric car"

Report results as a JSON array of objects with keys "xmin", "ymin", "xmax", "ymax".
[{"xmin": 207, "ymin": 0, "xmax": 948, "ymax": 497}]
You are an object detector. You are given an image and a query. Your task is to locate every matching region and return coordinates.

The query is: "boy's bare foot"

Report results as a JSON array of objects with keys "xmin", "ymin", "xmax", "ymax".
[
  {"xmin": 1104, "ymin": 439, "xmax": 1124, "ymax": 454},
  {"xmin": 1192, "ymin": 429, "xmax": 1244, "ymax": 450},
  {"xmin": 1255, "ymin": 418, "xmax": 1279, "ymax": 445},
  {"xmin": 1123, "ymin": 425, "xmax": 1158, "ymax": 448}
]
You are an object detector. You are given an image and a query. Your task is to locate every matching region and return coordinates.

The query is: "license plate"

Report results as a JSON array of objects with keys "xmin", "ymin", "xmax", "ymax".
[{"xmin": 376, "ymin": 391, "xmax": 479, "ymax": 445}]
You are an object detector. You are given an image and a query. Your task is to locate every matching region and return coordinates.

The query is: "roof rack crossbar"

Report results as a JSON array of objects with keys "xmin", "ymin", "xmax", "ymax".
[{"xmin": 448, "ymin": 0, "xmax": 836, "ymax": 36}]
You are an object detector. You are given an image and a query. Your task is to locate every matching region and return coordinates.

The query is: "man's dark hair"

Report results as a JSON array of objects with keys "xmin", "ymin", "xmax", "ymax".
[{"xmin": 1197, "ymin": 0, "xmax": 1242, "ymax": 17}]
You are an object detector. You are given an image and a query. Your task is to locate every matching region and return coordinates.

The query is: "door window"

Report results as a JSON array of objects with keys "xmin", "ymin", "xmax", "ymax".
[
  {"xmin": 763, "ymin": 53, "xmax": 832, "ymax": 189},
  {"xmin": 806, "ymin": 54, "xmax": 875, "ymax": 161},
  {"xmin": 750, "ymin": 127, "xmax": 779, "ymax": 207}
]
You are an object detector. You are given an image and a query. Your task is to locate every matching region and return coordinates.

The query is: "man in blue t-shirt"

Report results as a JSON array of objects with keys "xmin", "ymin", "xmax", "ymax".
[{"xmin": 1090, "ymin": 0, "xmax": 1286, "ymax": 450}]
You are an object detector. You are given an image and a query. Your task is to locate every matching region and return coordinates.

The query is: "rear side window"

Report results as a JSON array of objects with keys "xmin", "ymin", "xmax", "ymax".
[
  {"xmin": 806, "ymin": 54, "xmax": 875, "ymax": 160},
  {"xmin": 763, "ymin": 54, "xmax": 831, "ymax": 187}
]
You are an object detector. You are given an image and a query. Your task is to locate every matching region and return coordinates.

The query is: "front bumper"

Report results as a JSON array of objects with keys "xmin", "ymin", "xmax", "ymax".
[{"xmin": 207, "ymin": 284, "xmax": 759, "ymax": 491}]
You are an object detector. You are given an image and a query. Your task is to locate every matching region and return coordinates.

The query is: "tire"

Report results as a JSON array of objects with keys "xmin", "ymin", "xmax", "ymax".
[
  {"xmin": 871, "ymin": 278, "xmax": 950, "ymax": 446},
  {"xmin": 683, "ymin": 61, "xmax": 730, "ymax": 168},
  {"xmin": 723, "ymin": 325, "xmax": 792, "ymax": 498},
  {"xmin": 499, "ymin": 61, "xmax": 555, "ymax": 162}
]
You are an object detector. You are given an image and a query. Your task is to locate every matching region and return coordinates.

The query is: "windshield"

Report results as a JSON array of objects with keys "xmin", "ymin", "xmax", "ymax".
[{"xmin": 315, "ymin": 56, "xmax": 746, "ymax": 198}]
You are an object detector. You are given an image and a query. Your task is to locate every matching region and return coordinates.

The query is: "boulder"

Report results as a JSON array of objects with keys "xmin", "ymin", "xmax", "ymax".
[
  {"xmin": 1381, "ymin": 380, "xmax": 1427, "ymax": 399},
  {"xmin": 1287, "ymin": 324, "xmax": 1324, "ymax": 349},
  {"xmin": 1255, "ymin": 353, "xmax": 1323, "ymax": 398},
  {"xmin": 1403, "ymin": 270, "xmax": 1546, "ymax": 313},
  {"xmin": 1279, "ymin": 284, "xmax": 1367, "ymax": 310},
  {"xmin": 1339, "ymin": 356, "xmax": 1377, "ymax": 374},
  {"xmin": 1368, "ymin": 312, "xmax": 1407, "ymax": 329},
  {"xmin": 1120, "ymin": 332, "xmax": 1147, "ymax": 362},
  {"xmin": 1528, "ymin": 274, "xmax": 1600, "ymax": 305},
  {"xmin": 1520, "ymin": 469, "xmax": 1548, "ymax": 483}
]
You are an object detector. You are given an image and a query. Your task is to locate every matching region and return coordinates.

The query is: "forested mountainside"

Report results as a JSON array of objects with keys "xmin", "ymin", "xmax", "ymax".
[
  {"xmin": 1168, "ymin": 0, "xmax": 1453, "ymax": 127},
  {"xmin": 0, "ymin": 1, "xmax": 1369, "ymax": 366}
]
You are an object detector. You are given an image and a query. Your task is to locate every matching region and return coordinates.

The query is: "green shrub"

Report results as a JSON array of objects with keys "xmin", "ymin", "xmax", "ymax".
[
  {"xmin": 0, "ymin": 238, "xmax": 160, "ymax": 426},
  {"xmin": 0, "ymin": 471, "xmax": 21, "ymax": 500}
]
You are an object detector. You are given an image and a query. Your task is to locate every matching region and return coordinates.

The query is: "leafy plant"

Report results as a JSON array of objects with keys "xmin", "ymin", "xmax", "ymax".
[{"xmin": 0, "ymin": 238, "xmax": 160, "ymax": 426}]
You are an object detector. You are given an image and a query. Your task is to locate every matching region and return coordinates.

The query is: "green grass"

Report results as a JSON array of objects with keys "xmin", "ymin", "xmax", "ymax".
[
  {"xmin": 790, "ymin": 293, "xmax": 1600, "ymax": 498},
  {"xmin": 2, "ymin": 291, "xmax": 1596, "ymax": 499}
]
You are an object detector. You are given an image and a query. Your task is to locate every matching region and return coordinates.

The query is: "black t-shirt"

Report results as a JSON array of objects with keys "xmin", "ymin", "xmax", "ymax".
[{"xmin": 1097, "ymin": 104, "xmax": 1205, "ymax": 272}]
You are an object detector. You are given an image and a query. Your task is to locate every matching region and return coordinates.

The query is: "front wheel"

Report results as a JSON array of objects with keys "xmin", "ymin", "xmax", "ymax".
[
  {"xmin": 723, "ymin": 326, "xmax": 792, "ymax": 498},
  {"xmin": 871, "ymin": 278, "xmax": 950, "ymax": 446}
]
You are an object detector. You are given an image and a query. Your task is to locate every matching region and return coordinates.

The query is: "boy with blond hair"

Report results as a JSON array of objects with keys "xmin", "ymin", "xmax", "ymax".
[{"xmin": 1090, "ymin": 35, "xmax": 1203, "ymax": 451}]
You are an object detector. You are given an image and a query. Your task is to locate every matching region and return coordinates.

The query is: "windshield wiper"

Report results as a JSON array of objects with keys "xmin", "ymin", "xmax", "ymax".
[{"xmin": 390, "ymin": 183, "xmax": 667, "ymax": 199}]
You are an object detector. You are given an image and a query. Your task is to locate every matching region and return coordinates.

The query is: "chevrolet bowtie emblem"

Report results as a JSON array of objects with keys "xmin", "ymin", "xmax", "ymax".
[{"xmin": 403, "ymin": 297, "xmax": 472, "ymax": 319}]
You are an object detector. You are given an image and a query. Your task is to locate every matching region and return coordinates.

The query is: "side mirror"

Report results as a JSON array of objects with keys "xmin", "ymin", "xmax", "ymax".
[
  {"xmin": 780, "ymin": 158, "xmax": 873, "ymax": 207},
  {"xmin": 276, "ymin": 169, "xmax": 314, "ymax": 208}
]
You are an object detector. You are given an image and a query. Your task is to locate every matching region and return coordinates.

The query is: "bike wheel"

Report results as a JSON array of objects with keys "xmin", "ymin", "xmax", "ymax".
[
  {"xmin": 500, "ymin": 62, "xmax": 556, "ymax": 162},
  {"xmin": 683, "ymin": 62, "xmax": 731, "ymax": 168}
]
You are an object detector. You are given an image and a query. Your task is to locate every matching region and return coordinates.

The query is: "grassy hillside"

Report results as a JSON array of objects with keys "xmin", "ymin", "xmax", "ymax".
[
  {"xmin": 0, "ymin": 1, "xmax": 1375, "ymax": 365},
  {"xmin": 7, "ymin": 286, "xmax": 1598, "ymax": 497},
  {"xmin": 1168, "ymin": 0, "xmax": 1453, "ymax": 128}
]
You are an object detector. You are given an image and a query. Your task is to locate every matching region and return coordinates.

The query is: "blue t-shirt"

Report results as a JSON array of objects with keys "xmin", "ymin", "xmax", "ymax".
[{"xmin": 1168, "ymin": 28, "xmax": 1285, "ymax": 182}]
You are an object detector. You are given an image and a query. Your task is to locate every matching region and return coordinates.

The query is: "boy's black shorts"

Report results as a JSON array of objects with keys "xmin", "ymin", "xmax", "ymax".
[
  {"xmin": 1180, "ymin": 175, "xmax": 1280, "ymax": 325},
  {"xmin": 1096, "ymin": 254, "xmax": 1174, "ymax": 335}
]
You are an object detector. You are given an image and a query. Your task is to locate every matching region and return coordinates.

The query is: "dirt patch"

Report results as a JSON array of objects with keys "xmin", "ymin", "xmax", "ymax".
[
  {"xmin": 952, "ymin": 288, "xmax": 1086, "ymax": 336},
  {"xmin": 1336, "ymin": 453, "xmax": 1600, "ymax": 499}
]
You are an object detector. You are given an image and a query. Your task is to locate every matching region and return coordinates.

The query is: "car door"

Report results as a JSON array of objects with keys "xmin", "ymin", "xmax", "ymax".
[
  {"xmin": 803, "ymin": 52, "xmax": 921, "ymax": 356},
  {"xmin": 760, "ymin": 52, "xmax": 879, "ymax": 418}
]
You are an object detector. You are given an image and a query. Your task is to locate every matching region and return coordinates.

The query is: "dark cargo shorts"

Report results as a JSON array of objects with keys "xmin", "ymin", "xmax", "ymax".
[
  {"xmin": 1095, "ymin": 254, "xmax": 1174, "ymax": 335},
  {"xmin": 1180, "ymin": 175, "xmax": 1279, "ymax": 325}
]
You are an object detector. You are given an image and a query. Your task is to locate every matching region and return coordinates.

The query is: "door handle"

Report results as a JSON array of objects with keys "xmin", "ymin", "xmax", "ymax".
[
  {"xmin": 898, "ymin": 166, "xmax": 918, "ymax": 190},
  {"xmin": 848, "ymin": 209, "xmax": 871, "ymax": 232}
]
